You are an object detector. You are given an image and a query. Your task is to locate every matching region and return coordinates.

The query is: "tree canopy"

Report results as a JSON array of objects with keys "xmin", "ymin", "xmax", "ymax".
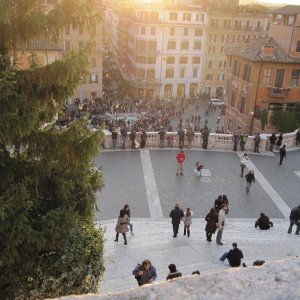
[{"xmin": 0, "ymin": 1, "xmax": 104, "ymax": 298}]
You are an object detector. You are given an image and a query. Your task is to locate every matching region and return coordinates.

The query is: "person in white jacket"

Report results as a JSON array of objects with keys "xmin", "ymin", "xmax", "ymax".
[
  {"xmin": 240, "ymin": 153, "xmax": 248, "ymax": 177},
  {"xmin": 183, "ymin": 208, "xmax": 193, "ymax": 237},
  {"xmin": 216, "ymin": 205, "xmax": 228, "ymax": 245}
]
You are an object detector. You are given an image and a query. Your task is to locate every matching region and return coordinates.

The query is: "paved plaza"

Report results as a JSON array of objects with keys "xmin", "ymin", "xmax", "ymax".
[{"xmin": 94, "ymin": 147, "xmax": 300, "ymax": 294}]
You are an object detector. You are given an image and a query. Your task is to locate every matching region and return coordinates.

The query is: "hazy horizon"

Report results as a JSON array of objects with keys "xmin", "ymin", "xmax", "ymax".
[{"xmin": 240, "ymin": 0, "xmax": 299, "ymax": 5}]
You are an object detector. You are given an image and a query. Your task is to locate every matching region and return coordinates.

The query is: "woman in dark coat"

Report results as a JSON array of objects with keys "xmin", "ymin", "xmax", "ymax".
[
  {"xmin": 276, "ymin": 133, "xmax": 283, "ymax": 150},
  {"xmin": 205, "ymin": 207, "xmax": 218, "ymax": 242}
]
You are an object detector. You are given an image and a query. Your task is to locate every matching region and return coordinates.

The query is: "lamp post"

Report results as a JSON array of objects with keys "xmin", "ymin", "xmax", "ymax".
[{"xmin": 249, "ymin": 110, "xmax": 255, "ymax": 135}]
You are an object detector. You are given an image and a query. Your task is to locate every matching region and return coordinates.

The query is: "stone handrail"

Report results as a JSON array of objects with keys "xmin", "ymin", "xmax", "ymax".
[{"xmin": 103, "ymin": 129, "xmax": 299, "ymax": 152}]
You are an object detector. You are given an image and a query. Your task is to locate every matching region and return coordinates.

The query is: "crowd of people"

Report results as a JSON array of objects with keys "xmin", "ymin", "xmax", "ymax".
[{"xmin": 113, "ymin": 200, "xmax": 300, "ymax": 286}]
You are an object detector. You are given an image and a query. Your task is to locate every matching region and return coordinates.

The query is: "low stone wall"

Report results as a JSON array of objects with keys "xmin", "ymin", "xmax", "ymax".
[{"xmin": 103, "ymin": 129, "xmax": 299, "ymax": 152}]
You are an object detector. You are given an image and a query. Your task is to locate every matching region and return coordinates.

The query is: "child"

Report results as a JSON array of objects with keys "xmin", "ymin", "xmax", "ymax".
[{"xmin": 194, "ymin": 162, "xmax": 204, "ymax": 176}]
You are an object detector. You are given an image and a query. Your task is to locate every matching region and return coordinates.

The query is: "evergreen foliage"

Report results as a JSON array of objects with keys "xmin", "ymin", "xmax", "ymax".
[
  {"xmin": 270, "ymin": 110, "xmax": 299, "ymax": 133},
  {"xmin": 0, "ymin": 1, "xmax": 104, "ymax": 298}
]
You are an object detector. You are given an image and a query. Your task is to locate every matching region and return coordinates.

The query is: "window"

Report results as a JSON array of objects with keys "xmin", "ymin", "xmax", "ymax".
[
  {"xmin": 220, "ymin": 46, "xmax": 224, "ymax": 54},
  {"xmin": 79, "ymin": 41, "xmax": 84, "ymax": 50},
  {"xmin": 219, "ymin": 60, "xmax": 226, "ymax": 68},
  {"xmin": 275, "ymin": 69, "xmax": 285, "ymax": 88},
  {"xmin": 147, "ymin": 56, "xmax": 156, "ymax": 64},
  {"xmin": 205, "ymin": 74, "xmax": 213, "ymax": 81},
  {"xmin": 209, "ymin": 34, "xmax": 217, "ymax": 42},
  {"xmin": 194, "ymin": 41, "xmax": 202, "ymax": 50},
  {"xmin": 150, "ymin": 27, "xmax": 156, "ymax": 35},
  {"xmin": 193, "ymin": 69, "xmax": 198, "ymax": 78},
  {"xmin": 256, "ymin": 21, "xmax": 261, "ymax": 30},
  {"xmin": 166, "ymin": 69, "xmax": 174, "ymax": 78},
  {"xmin": 136, "ymin": 56, "xmax": 146, "ymax": 63},
  {"xmin": 141, "ymin": 27, "xmax": 146, "ymax": 35},
  {"xmin": 91, "ymin": 57, "xmax": 97, "ymax": 68},
  {"xmin": 90, "ymin": 74, "xmax": 98, "ymax": 83},
  {"xmin": 148, "ymin": 41, "xmax": 157, "ymax": 51},
  {"xmin": 195, "ymin": 29, "xmax": 203, "ymax": 37},
  {"xmin": 168, "ymin": 41, "xmax": 176, "ymax": 50},
  {"xmin": 211, "ymin": 19, "xmax": 218, "ymax": 28},
  {"xmin": 231, "ymin": 91, "xmax": 236, "ymax": 107},
  {"xmin": 149, "ymin": 12, "xmax": 158, "ymax": 22},
  {"xmin": 166, "ymin": 56, "xmax": 175, "ymax": 64},
  {"xmin": 179, "ymin": 57, "xmax": 188, "ymax": 64},
  {"xmin": 196, "ymin": 14, "xmax": 204, "ymax": 22},
  {"xmin": 240, "ymin": 97, "xmax": 246, "ymax": 114},
  {"xmin": 183, "ymin": 13, "xmax": 191, "ymax": 21},
  {"xmin": 208, "ymin": 45, "xmax": 215, "ymax": 54},
  {"xmin": 296, "ymin": 41, "xmax": 300, "ymax": 52},
  {"xmin": 170, "ymin": 12, "xmax": 177, "ymax": 21},
  {"xmin": 234, "ymin": 20, "xmax": 241, "ymax": 30},
  {"xmin": 181, "ymin": 41, "xmax": 189, "ymax": 50},
  {"xmin": 183, "ymin": 28, "xmax": 188, "ymax": 36},
  {"xmin": 65, "ymin": 26, "xmax": 70, "ymax": 35},
  {"xmin": 170, "ymin": 28, "xmax": 175, "ymax": 36},
  {"xmin": 208, "ymin": 60, "xmax": 212, "ymax": 68},
  {"xmin": 137, "ymin": 69, "xmax": 146, "ymax": 78},
  {"xmin": 137, "ymin": 40, "xmax": 147, "ymax": 50},
  {"xmin": 287, "ymin": 16, "xmax": 295, "ymax": 26},
  {"xmin": 233, "ymin": 60, "xmax": 241, "ymax": 77},
  {"xmin": 147, "ymin": 69, "xmax": 155, "ymax": 79},
  {"xmin": 64, "ymin": 40, "xmax": 70, "ymax": 51},
  {"xmin": 262, "ymin": 68, "xmax": 272, "ymax": 86},
  {"xmin": 290, "ymin": 69, "xmax": 300, "ymax": 87},
  {"xmin": 192, "ymin": 57, "xmax": 200, "ymax": 64},
  {"xmin": 217, "ymin": 74, "xmax": 225, "ymax": 81},
  {"xmin": 242, "ymin": 64, "xmax": 251, "ymax": 82},
  {"xmin": 180, "ymin": 68, "xmax": 185, "ymax": 78},
  {"xmin": 141, "ymin": 11, "xmax": 148, "ymax": 22},
  {"xmin": 223, "ymin": 19, "xmax": 231, "ymax": 29}
]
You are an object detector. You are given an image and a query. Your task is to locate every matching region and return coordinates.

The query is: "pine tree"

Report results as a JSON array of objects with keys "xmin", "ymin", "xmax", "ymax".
[{"xmin": 0, "ymin": 1, "xmax": 104, "ymax": 298}]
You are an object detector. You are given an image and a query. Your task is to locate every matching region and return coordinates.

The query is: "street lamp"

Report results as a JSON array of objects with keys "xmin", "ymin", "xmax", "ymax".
[{"xmin": 249, "ymin": 110, "xmax": 255, "ymax": 135}]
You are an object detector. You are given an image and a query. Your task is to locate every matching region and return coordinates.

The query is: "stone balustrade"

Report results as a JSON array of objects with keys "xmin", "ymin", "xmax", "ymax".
[{"xmin": 103, "ymin": 129, "xmax": 299, "ymax": 152}]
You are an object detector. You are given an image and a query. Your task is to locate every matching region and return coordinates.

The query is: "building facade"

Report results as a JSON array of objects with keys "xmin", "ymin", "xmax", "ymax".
[
  {"xmin": 202, "ymin": 7, "xmax": 269, "ymax": 99},
  {"xmin": 225, "ymin": 6, "xmax": 300, "ymax": 134},
  {"xmin": 109, "ymin": 0, "xmax": 207, "ymax": 99}
]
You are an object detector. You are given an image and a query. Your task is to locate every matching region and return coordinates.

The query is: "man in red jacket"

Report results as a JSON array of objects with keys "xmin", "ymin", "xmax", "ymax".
[{"xmin": 176, "ymin": 150, "xmax": 186, "ymax": 175}]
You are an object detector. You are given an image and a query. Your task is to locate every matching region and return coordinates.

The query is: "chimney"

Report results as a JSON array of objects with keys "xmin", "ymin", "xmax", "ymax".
[{"xmin": 262, "ymin": 41, "xmax": 274, "ymax": 56}]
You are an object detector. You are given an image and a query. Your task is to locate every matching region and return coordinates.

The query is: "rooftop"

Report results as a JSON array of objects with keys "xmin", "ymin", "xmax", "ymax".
[
  {"xmin": 271, "ymin": 5, "xmax": 300, "ymax": 15},
  {"xmin": 225, "ymin": 36, "xmax": 300, "ymax": 63}
]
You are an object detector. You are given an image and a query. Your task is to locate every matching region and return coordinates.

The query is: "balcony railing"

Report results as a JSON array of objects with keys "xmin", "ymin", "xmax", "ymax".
[{"xmin": 267, "ymin": 87, "xmax": 291, "ymax": 98}]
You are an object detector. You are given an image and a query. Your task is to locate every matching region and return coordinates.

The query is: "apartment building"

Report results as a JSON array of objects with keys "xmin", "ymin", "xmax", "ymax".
[
  {"xmin": 224, "ymin": 5, "xmax": 300, "ymax": 134},
  {"xmin": 202, "ymin": 7, "xmax": 269, "ymax": 98},
  {"xmin": 109, "ymin": 0, "xmax": 207, "ymax": 99}
]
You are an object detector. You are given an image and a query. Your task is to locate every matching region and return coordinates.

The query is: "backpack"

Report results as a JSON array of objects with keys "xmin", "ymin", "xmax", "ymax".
[{"xmin": 134, "ymin": 264, "xmax": 142, "ymax": 285}]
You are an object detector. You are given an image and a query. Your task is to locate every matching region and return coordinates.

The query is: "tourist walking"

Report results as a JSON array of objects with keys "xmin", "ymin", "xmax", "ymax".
[
  {"xmin": 220, "ymin": 242, "xmax": 244, "ymax": 267},
  {"xmin": 120, "ymin": 125, "xmax": 128, "ymax": 149},
  {"xmin": 111, "ymin": 127, "xmax": 118, "ymax": 149},
  {"xmin": 216, "ymin": 205, "xmax": 228, "ymax": 245},
  {"xmin": 169, "ymin": 202, "xmax": 184, "ymax": 238},
  {"xmin": 176, "ymin": 150, "xmax": 185, "ymax": 175},
  {"xmin": 129, "ymin": 130, "xmax": 136, "ymax": 149},
  {"xmin": 202, "ymin": 126, "xmax": 209, "ymax": 149},
  {"xmin": 186, "ymin": 127, "xmax": 195, "ymax": 149},
  {"xmin": 276, "ymin": 133, "xmax": 283, "ymax": 150},
  {"xmin": 132, "ymin": 259, "xmax": 157, "ymax": 286},
  {"xmin": 159, "ymin": 127, "xmax": 166, "ymax": 148},
  {"xmin": 287, "ymin": 205, "xmax": 300, "ymax": 235},
  {"xmin": 240, "ymin": 133, "xmax": 248, "ymax": 151},
  {"xmin": 279, "ymin": 145, "xmax": 287, "ymax": 165},
  {"xmin": 255, "ymin": 213, "xmax": 273, "ymax": 230},
  {"xmin": 183, "ymin": 207, "xmax": 193, "ymax": 237},
  {"xmin": 120, "ymin": 204, "xmax": 134, "ymax": 235},
  {"xmin": 166, "ymin": 264, "xmax": 182, "ymax": 280},
  {"xmin": 240, "ymin": 153, "xmax": 248, "ymax": 177},
  {"xmin": 245, "ymin": 170, "xmax": 255, "ymax": 194},
  {"xmin": 269, "ymin": 133, "xmax": 276, "ymax": 152},
  {"xmin": 140, "ymin": 129, "xmax": 147, "ymax": 149},
  {"xmin": 253, "ymin": 133, "xmax": 261, "ymax": 153},
  {"xmin": 205, "ymin": 207, "xmax": 218, "ymax": 242},
  {"xmin": 178, "ymin": 127, "xmax": 185, "ymax": 149},
  {"xmin": 296, "ymin": 129, "xmax": 300, "ymax": 147},
  {"xmin": 114, "ymin": 210, "xmax": 129, "ymax": 245}
]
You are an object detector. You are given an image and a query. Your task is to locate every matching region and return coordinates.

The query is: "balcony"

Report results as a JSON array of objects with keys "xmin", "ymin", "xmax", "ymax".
[{"xmin": 267, "ymin": 86, "xmax": 291, "ymax": 98}]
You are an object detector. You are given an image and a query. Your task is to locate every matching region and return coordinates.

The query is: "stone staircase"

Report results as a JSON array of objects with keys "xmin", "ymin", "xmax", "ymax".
[{"xmin": 97, "ymin": 218, "xmax": 299, "ymax": 293}]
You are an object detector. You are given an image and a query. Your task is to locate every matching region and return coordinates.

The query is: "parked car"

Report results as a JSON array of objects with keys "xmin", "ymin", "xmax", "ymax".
[{"xmin": 209, "ymin": 98, "xmax": 225, "ymax": 106}]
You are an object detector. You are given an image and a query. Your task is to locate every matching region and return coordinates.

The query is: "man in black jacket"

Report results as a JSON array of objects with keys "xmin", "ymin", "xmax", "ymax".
[
  {"xmin": 255, "ymin": 213, "xmax": 273, "ymax": 230},
  {"xmin": 220, "ymin": 242, "xmax": 244, "ymax": 267},
  {"xmin": 288, "ymin": 205, "xmax": 300, "ymax": 235},
  {"xmin": 279, "ymin": 144, "xmax": 287, "ymax": 165},
  {"xmin": 169, "ymin": 202, "xmax": 184, "ymax": 238}
]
